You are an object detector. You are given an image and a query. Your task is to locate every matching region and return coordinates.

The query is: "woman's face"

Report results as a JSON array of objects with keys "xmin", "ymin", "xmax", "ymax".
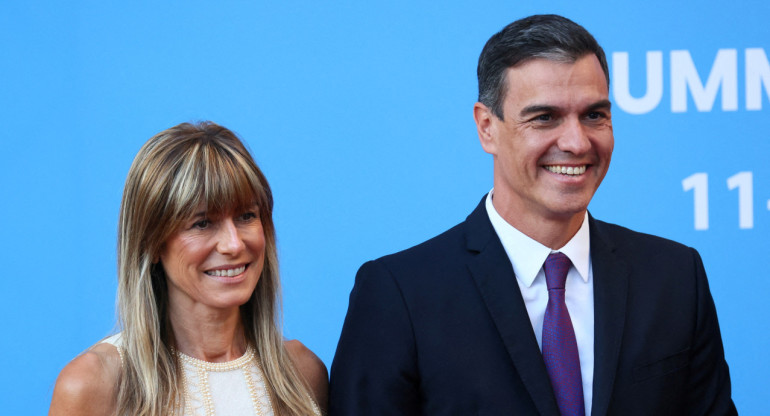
[{"xmin": 159, "ymin": 203, "xmax": 266, "ymax": 312}]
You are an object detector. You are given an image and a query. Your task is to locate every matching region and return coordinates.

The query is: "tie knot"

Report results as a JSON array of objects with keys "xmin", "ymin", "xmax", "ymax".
[{"xmin": 544, "ymin": 252, "xmax": 571, "ymax": 290}]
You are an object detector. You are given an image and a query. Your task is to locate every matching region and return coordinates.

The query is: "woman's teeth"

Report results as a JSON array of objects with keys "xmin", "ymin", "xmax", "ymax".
[{"xmin": 206, "ymin": 265, "xmax": 246, "ymax": 277}]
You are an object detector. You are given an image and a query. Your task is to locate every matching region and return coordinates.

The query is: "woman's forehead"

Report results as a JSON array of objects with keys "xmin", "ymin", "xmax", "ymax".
[{"xmin": 186, "ymin": 199, "xmax": 260, "ymax": 216}]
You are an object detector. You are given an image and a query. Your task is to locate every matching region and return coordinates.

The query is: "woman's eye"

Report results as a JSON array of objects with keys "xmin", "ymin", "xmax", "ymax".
[
  {"xmin": 239, "ymin": 212, "xmax": 258, "ymax": 221},
  {"xmin": 192, "ymin": 219, "xmax": 210, "ymax": 229}
]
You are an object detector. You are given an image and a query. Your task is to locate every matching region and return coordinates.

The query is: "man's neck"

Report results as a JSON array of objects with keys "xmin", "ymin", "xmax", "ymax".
[{"xmin": 491, "ymin": 196, "xmax": 586, "ymax": 250}]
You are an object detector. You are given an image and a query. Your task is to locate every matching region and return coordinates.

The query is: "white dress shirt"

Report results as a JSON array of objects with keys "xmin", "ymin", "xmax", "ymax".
[{"xmin": 485, "ymin": 191, "xmax": 594, "ymax": 415}]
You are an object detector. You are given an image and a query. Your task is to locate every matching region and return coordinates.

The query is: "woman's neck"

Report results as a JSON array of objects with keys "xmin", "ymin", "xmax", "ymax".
[{"xmin": 168, "ymin": 301, "xmax": 248, "ymax": 363}]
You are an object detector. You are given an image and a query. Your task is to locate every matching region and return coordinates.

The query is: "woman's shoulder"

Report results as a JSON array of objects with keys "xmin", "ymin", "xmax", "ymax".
[
  {"xmin": 283, "ymin": 339, "xmax": 328, "ymax": 410},
  {"xmin": 49, "ymin": 342, "xmax": 121, "ymax": 415}
]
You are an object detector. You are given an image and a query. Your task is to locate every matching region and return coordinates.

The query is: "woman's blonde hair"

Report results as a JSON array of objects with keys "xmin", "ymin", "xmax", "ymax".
[{"xmin": 116, "ymin": 121, "xmax": 318, "ymax": 415}]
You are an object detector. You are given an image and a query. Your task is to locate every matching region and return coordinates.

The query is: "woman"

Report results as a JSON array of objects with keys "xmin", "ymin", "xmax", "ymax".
[{"xmin": 50, "ymin": 122, "xmax": 327, "ymax": 415}]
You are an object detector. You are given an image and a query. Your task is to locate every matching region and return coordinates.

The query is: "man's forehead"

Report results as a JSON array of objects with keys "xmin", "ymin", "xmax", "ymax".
[
  {"xmin": 505, "ymin": 54, "xmax": 604, "ymax": 80},
  {"xmin": 502, "ymin": 55, "xmax": 609, "ymax": 105}
]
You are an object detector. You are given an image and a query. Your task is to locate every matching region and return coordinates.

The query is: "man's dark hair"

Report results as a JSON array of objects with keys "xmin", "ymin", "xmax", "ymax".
[{"xmin": 477, "ymin": 14, "xmax": 609, "ymax": 120}]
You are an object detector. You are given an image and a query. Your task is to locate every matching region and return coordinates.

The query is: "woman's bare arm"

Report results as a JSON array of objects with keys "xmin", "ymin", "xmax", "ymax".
[
  {"xmin": 285, "ymin": 339, "xmax": 329, "ymax": 413},
  {"xmin": 49, "ymin": 343, "xmax": 121, "ymax": 416}
]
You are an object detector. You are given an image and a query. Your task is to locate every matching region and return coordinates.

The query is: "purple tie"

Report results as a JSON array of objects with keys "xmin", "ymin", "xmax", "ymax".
[{"xmin": 542, "ymin": 252, "xmax": 585, "ymax": 416}]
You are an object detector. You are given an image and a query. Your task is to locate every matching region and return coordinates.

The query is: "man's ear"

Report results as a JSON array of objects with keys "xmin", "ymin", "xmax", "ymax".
[{"xmin": 474, "ymin": 102, "xmax": 498, "ymax": 155}]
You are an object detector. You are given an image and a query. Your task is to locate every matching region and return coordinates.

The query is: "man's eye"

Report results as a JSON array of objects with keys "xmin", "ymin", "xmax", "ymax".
[
  {"xmin": 535, "ymin": 114, "xmax": 552, "ymax": 121},
  {"xmin": 587, "ymin": 111, "xmax": 604, "ymax": 120}
]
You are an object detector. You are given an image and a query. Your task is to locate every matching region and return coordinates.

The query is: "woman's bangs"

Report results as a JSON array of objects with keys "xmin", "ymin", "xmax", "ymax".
[{"xmin": 200, "ymin": 144, "xmax": 263, "ymax": 217}]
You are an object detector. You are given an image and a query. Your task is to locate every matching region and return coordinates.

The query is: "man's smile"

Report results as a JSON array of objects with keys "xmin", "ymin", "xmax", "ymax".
[{"xmin": 544, "ymin": 165, "xmax": 588, "ymax": 176}]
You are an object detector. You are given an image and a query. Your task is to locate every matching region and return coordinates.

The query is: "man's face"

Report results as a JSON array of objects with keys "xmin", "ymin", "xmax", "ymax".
[{"xmin": 476, "ymin": 54, "xmax": 613, "ymax": 229}]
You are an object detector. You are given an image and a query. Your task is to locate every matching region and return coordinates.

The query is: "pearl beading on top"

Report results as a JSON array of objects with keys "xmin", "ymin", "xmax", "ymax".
[{"xmin": 175, "ymin": 345, "xmax": 275, "ymax": 416}]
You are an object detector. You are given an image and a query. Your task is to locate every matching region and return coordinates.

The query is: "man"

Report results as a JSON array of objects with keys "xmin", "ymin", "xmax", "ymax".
[{"xmin": 330, "ymin": 14, "xmax": 736, "ymax": 415}]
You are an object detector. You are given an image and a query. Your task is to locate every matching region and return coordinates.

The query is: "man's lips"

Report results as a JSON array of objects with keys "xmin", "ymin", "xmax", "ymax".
[{"xmin": 544, "ymin": 164, "xmax": 587, "ymax": 176}]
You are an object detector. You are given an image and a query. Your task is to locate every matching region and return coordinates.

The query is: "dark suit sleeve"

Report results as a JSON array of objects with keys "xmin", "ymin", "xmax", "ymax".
[
  {"xmin": 686, "ymin": 248, "xmax": 737, "ymax": 415},
  {"xmin": 329, "ymin": 260, "xmax": 421, "ymax": 416}
]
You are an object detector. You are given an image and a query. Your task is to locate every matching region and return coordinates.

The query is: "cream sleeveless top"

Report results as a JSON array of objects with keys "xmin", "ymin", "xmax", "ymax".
[{"xmin": 103, "ymin": 333, "xmax": 278, "ymax": 416}]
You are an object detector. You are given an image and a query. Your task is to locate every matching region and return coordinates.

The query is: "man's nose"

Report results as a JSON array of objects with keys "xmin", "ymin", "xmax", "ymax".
[{"xmin": 557, "ymin": 117, "xmax": 591, "ymax": 155}]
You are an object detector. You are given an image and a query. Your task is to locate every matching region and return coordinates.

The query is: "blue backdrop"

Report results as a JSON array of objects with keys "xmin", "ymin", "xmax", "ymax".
[{"xmin": 2, "ymin": 1, "xmax": 767, "ymax": 413}]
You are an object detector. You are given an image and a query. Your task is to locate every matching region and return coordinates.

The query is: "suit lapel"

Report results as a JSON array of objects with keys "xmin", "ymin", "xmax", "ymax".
[
  {"xmin": 588, "ymin": 216, "xmax": 630, "ymax": 416},
  {"xmin": 464, "ymin": 198, "xmax": 560, "ymax": 416}
]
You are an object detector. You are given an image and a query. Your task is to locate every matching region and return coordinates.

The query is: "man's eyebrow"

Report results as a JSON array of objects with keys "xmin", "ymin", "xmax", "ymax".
[
  {"xmin": 518, "ymin": 100, "xmax": 612, "ymax": 118},
  {"xmin": 587, "ymin": 99, "xmax": 612, "ymax": 112},
  {"xmin": 519, "ymin": 105, "xmax": 559, "ymax": 118}
]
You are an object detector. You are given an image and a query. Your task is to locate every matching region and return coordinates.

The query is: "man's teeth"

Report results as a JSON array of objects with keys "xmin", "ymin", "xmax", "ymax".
[
  {"xmin": 545, "ymin": 165, "xmax": 586, "ymax": 175},
  {"xmin": 206, "ymin": 265, "xmax": 246, "ymax": 277}
]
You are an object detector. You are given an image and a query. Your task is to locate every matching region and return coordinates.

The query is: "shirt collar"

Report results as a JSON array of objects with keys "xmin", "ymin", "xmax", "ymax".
[{"xmin": 485, "ymin": 190, "xmax": 590, "ymax": 287}]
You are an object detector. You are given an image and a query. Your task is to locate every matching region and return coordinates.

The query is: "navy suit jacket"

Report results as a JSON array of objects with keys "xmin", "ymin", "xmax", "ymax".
[{"xmin": 330, "ymin": 197, "xmax": 736, "ymax": 415}]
